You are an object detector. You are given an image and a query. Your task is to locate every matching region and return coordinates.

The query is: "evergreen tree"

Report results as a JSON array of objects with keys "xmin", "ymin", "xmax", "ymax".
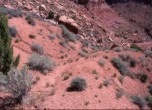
[{"xmin": 0, "ymin": 13, "xmax": 19, "ymax": 74}]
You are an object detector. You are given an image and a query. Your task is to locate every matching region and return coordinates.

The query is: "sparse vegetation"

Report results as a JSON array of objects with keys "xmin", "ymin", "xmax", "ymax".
[
  {"xmin": 81, "ymin": 39, "xmax": 91, "ymax": 47},
  {"xmin": 148, "ymin": 85, "xmax": 152, "ymax": 95},
  {"xmin": 78, "ymin": 50, "xmax": 88, "ymax": 57},
  {"xmin": 98, "ymin": 59, "xmax": 105, "ymax": 67},
  {"xmin": 0, "ymin": 67, "xmax": 32, "ymax": 104},
  {"xmin": 47, "ymin": 11, "xmax": 55, "ymax": 19},
  {"xmin": 59, "ymin": 41, "xmax": 68, "ymax": 48},
  {"xmin": 28, "ymin": 53, "xmax": 55, "ymax": 73},
  {"xmin": 146, "ymin": 96, "xmax": 152, "ymax": 108},
  {"xmin": 103, "ymin": 79, "xmax": 110, "ymax": 87},
  {"xmin": 119, "ymin": 54, "xmax": 137, "ymax": 67},
  {"xmin": 144, "ymin": 50, "xmax": 152, "ymax": 58},
  {"xmin": 67, "ymin": 77, "xmax": 87, "ymax": 91},
  {"xmin": 0, "ymin": 7, "xmax": 22, "ymax": 17},
  {"xmin": 9, "ymin": 26, "xmax": 18, "ymax": 37},
  {"xmin": 131, "ymin": 95, "xmax": 147, "ymax": 109},
  {"xmin": 118, "ymin": 76, "xmax": 125, "ymax": 84},
  {"xmin": 60, "ymin": 24, "xmax": 77, "ymax": 43},
  {"xmin": 113, "ymin": 47, "xmax": 123, "ymax": 52},
  {"xmin": 111, "ymin": 58, "xmax": 129, "ymax": 76},
  {"xmin": 48, "ymin": 33, "xmax": 57, "ymax": 40},
  {"xmin": 31, "ymin": 43, "xmax": 44, "ymax": 55},
  {"xmin": 130, "ymin": 44, "xmax": 143, "ymax": 52},
  {"xmin": 137, "ymin": 73, "xmax": 148, "ymax": 83},
  {"xmin": 116, "ymin": 88, "xmax": 124, "ymax": 99},
  {"xmin": 25, "ymin": 16, "xmax": 36, "ymax": 26}
]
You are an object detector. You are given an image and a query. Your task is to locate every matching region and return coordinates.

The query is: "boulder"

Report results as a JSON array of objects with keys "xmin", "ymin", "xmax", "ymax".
[{"xmin": 59, "ymin": 15, "xmax": 79, "ymax": 34}]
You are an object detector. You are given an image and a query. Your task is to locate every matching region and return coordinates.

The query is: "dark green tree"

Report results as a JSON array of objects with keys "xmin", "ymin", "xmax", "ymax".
[{"xmin": 0, "ymin": 13, "xmax": 20, "ymax": 74}]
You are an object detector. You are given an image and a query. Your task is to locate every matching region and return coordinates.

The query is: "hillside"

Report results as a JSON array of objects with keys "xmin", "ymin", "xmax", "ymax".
[{"xmin": 0, "ymin": 0, "xmax": 152, "ymax": 109}]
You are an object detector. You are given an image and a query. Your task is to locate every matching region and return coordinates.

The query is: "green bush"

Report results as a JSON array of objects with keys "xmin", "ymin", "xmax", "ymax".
[
  {"xmin": 0, "ymin": 13, "xmax": 19, "ymax": 74},
  {"xmin": 28, "ymin": 53, "xmax": 55, "ymax": 72},
  {"xmin": 68, "ymin": 77, "xmax": 87, "ymax": 91}
]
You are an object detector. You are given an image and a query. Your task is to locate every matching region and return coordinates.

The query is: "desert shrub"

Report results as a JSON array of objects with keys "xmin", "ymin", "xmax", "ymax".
[
  {"xmin": 148, "ymin": 85, "xmax": 152, "ymax": 95},
  {"xmin": 116, "ymin": 88, "xmax": 124, "ymax": 99},
  {"xmin": 130, "ymin": 44, "xmax": 143, "ymax": 52},
  {"xmin": 60, "ymin": 24, "xmax": 77, "ymax": 43},
  {"xmin": 118, "ymin": 76, "xmax": 125, "ymax": 84},
  {"xmin": 78, "ymin": 50, "xmax": 88, "ymax": 57},
  {"xmin": 76, "ymin": 0, "xmax": 89, "ymax": 5},
  {"xmin": 28, "ymin": 53, "xmax": 55, "ymax": 72},
  {"xmin": 113, "ymin": 47, "xmax": 123, "ymax": 52},
  {"xmin": 98, "ymin": 59, "xmax": 105, "ymax": 67},
  {"xmin": 131, "ymin": 95, "xmax": 147, "ymax": 109},
  {"xmin": 103, "ymin": 79, "xmax": 110, "ymax": 87},
  {"xmin": 59, "ymin": 41, "xmax": 68, "ymax": 48},
  {"xmin": 144, "ymin": 50, "xmax": 152, "ymax": 58},
  {"xmin": 47, "ymin": 11, "xmax": 54, "ymax": 19},
  {"xmin": 25, "ymin": 16, "xmax": 36, "ymax": 26},
  {"xmin": 146, "ymin": 96, "xmax": 152, "ymax": 108},
  {"xmin": 9, "ymin": 26, "xmax": 18, "ymax": 37},
  {"xmin": 119, "ymin": 54, "xmax": 137, "ymax": 67},
  {"xmin": 111, "ymin": 58, "xmax": 129, "ymax": 75},
  {"xmin": 81, "ymin": 39, "xmax": 91, "ymax": 47},
  {"xmin": 48, "ymin": 33, "xmax": 57, "ymax": 40},
  {"xmin": 67, "ymin": 77, "xmax": 87, "ymax": 91},
  {"xmin": 0, "ymin": 7, "xmax": 22, "ymax": 18},
  {"xmin": 31, "ymin": 43, "xmax": 44, "ymax": 55},
  {"xmin": 137, "ymin": 73, "xmax": 147, "ymax": 83},
  {"xmin": 129, "ymin": 57, "xmax": 137, "ymax": 67},
  {"xmin": 0, "ymin": 67, "xmax": 32, "ymax": 104}
]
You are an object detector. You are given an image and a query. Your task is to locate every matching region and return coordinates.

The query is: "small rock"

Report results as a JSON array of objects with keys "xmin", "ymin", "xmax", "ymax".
[
  {"xmin": 23, "ymin": 4, "xmax": 32, "ymax": 10},
  {"xmin": 39, "ymin": 4, "xmax": 46, "ymax": 11}
]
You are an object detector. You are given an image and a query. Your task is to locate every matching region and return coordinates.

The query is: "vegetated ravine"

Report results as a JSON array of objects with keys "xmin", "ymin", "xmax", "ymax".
[{"xmin": 106, "ymin": 0, "xmax": 152, "ymax": 40}]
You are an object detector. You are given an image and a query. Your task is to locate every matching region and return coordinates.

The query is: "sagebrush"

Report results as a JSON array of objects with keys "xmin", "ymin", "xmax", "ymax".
[
  {"xmin": 28, "ymin": 53, "xmax": 55, "ymax": 72},
  {"xmin": 0, "ymin": 67, "xmax": 32, "ymax": 103}
]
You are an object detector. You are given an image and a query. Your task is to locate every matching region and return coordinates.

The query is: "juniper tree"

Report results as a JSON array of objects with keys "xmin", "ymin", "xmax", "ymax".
[{"xmin": 0, "ymin": 13, "xmax": 20, "ymax": 74}]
